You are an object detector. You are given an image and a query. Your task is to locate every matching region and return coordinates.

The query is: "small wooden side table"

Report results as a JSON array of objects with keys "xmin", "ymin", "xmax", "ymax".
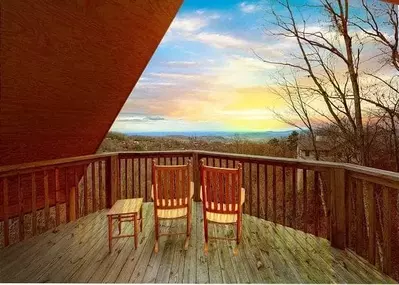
[{"xmin": 107, "ymin": 198, "xmax": 143, "ymax": 252}]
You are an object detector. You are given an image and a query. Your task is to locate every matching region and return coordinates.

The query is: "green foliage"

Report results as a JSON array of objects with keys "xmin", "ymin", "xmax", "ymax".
[{"xmin": 97, "ymin": 132, "xmax": 297, "ymax": 158}]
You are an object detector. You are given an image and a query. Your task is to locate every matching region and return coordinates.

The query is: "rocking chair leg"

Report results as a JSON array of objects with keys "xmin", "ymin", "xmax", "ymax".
[
  {"xmin": 204, "ymin": 218, "xmax": 209, "ymax": 255},
  {"xmin": 154, "ymin": 216, "xmax": 159, "ymax": 253},
  {"xmin": 184, "ymin": 213, "xmax": 190, "ymax": 250},
  {"xmin": 234, "ymin": 215, "xmax": 242, "ymax": 256}
]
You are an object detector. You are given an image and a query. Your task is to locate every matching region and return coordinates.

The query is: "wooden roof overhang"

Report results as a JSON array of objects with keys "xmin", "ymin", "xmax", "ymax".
[{"xmin": 0, "ymin": 0, "xmax": 183, "ymax": 166}]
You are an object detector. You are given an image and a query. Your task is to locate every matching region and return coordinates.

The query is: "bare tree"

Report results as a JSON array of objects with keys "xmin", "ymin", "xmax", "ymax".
[
  {"xmin": 269, "ymin": 71, "xmax": 321, "ymax": 160},
  {"xmin": 354, "ymin": 0, "xmax": 399, "ymax": 170},
  {"xmin": 258, "ymin": 0, "xmax": 368, "ymax": 165}
]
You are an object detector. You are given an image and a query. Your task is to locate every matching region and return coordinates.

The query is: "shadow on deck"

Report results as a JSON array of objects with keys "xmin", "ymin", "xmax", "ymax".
[{"xmin": 0, "ymin": 202, "xmax": 394, "ymax": 283}]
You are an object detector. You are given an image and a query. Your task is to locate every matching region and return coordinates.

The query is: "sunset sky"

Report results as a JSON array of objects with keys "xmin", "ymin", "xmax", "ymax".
[
  {"xmin": 110, "ymin": 0, "xmax": 294, "ymax": 133},
  {"xmin": 110, "ymin": 0, "xmax": 381, "ymax": 134}
]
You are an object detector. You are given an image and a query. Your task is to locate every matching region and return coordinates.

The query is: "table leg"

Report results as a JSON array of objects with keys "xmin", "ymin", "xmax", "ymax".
[
  {"xmin": 134, "ymin": 214, "xmax": 138, "ymax": 249},
  {"xmin": 108, "ymin": 216, "xmax": 112, "ymax": 253}
]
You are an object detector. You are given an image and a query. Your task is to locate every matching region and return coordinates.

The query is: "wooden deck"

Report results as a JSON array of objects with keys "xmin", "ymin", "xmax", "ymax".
[{"xmin": 0, "ymin": 202, "xmax": 394, "ymax": 283}]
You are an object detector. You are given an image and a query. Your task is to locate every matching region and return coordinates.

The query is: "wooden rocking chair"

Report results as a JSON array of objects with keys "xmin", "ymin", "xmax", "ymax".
[
  {"xmin": 200, "ymin": 159, "xmax": 245, "ymax": 255},
  {"xmin": 151, "ymin": 159, "xmax": 193, "ymax": 253}
]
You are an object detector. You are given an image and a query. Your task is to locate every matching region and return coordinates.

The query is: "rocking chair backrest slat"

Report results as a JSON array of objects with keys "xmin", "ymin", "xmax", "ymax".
[
  {"xmin": 200, "ymin": 160, "xmax": 242, "ymax": 214},
  {"xmin": 152, "ymin": 160, "xmax": 191, "ymax": 209}
]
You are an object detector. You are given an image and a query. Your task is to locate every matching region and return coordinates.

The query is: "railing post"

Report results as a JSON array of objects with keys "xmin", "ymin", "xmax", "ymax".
[
  {"xmin": 330, "ymin": 167, "xmax": 346, "ymax": 249},
  {"xmin": 106, "ymin": 154, "xmax": 119, "ymax": 208},
  {"xmin": 192, "ymin": 152, "xmax": 201, "ymax": 202}
]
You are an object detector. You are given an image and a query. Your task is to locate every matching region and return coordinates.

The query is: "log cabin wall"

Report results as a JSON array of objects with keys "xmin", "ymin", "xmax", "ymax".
[{"xmin": 0, "ymin": 0, "xmax": 183, "ymax": 166}]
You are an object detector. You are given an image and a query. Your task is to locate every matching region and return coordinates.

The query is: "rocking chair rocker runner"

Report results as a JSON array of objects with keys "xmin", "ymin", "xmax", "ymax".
[
  {"xmin": 200, "ymin": 159, "xmax": 245, "ymax": 255},
  {"xmin": 151, "ymin": 159, "xmax": 193, "ymax": 253}
]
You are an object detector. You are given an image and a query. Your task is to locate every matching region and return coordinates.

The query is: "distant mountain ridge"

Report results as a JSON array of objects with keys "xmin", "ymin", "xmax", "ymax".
[{"xmin": 124, "ymin": 130, "xmax": 295, "ymax": 141}]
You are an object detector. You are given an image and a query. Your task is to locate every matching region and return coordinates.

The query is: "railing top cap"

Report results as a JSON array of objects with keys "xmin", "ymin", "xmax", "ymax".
[{"xmin": 0, "ymin": 150, "xmax": 398, "ymax": 184}]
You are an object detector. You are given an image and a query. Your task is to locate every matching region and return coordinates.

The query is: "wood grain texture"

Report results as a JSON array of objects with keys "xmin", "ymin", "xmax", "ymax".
[
  {"xmin": 0, "ymin": 203, "xmax": 394, "ymax": 284},
  {"xmin": 0, "ymin": 0, "xmax": 183, "ymax": 166}
]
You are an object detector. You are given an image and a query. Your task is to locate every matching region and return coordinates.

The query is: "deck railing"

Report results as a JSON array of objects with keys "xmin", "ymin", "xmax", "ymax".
[{"xmin": 0, "ymin": 150, "xmax": 398, "ymax": 280}]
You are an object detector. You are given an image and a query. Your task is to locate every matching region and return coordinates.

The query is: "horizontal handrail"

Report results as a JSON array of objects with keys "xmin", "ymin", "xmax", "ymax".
[
  {"xmin": 0, "ymin": 150, "xmax": 398, "ymax": 187},
  {"xmin": 0, "ymin": 152, "xmax": 118, "ymax": 177}
]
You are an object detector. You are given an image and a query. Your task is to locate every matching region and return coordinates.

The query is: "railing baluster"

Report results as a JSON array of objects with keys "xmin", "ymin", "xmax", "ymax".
[
  {"xmin": 99, "ymin": 162, "xmax": 103, "ymax": 209},
  {"xmin": 257, "ymin": 163, "xmax": 260, "ymax": 218},
  {"xmin": 355, "ymin": 179, "xmax": 365, "ymax": 257},
  {"xmin": 139, "ymin": 158, "xmax": 142, "ymax": 198},
  {"xmin": 383, "ymin": 186, "xmax": 392, "ymax": 275},
  {"xmin": 74, "ymin": 168, "xmax": 80, "ymax": 219},
  {"xmin": 242, "ymin": 162, "xmax": 246, "ymax": 213},
  {"xmin": 83, "ymin": 166, "xmax": 88, "ymax": 215},
  {"xmin": 303, "ymin": 168, "xmax": 307, "ymax": 233},
  {"xmin": 92, "ymin": 163, "xmax": 96, "ymax": 212},
  {"xmin": 119, "ymin": 158, "xmax": 122, "ymax": 198},
  {"xmin": 125, "ymin": 159, "xmax": 128, "ymax": 199},
  {"xmin": 44, "ymin": 170, "xmax": 50, "ymax": 231},
  {"xmin": 55, "ymin": 168, "xmax": 60, "ymax": 227},
  {"xmin": 314, "ymin": 171, "xmax": 319, "ymax": 236},
  {"xmin": 292, "ymin": 167, "xmax": 297, "ymax": 229},
  {"xmin": 17, "ymin": 174, "xmax": 24, "ymax": 241},
  {"xmin": 65, "ymin": 168, "xmax": 70, "ymax": 222},
  {"xmin": 249, "ymin": 162, "xmax": 252, "ymax": 216},
  {"xmin": 346, "ymin": 176, "xmax": 353, "ymax": 248},
  {"xmin": 264, "ymin": 164, "xmax": 268, "ymax": 221},
  {"xmin": 31, "ymin": 173, "xmax": 37, "ymax": 236},
  {"xmin": 132, "ymin": 158, "xmax": 136, "ymax": 198},
  {"xmin": 273, "ymin": 165, "xmax": 276, "ymax": 223},
  {"xmin": 367, "ymin": 182, "xmax": 376, "ymax": 265},
  {"xmin": 282, "ymin": 166, "xmax": 286, "ymax": 226},
  {"xmin": 145, "ymin": 158, "xmax": 148, "ymax": 202},
  {"xmin": 3, "ymin": 178, "xmax": 9, "ymax": 246}
]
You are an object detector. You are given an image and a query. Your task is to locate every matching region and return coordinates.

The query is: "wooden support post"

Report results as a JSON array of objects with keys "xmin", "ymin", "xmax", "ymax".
[
  {"xmin": 106, "ymin": 155, "xmax": 119, "ymax": 208},
  {"xmin": 192, "ymin": 152, "xmax": 201, "ymax": 202},
  {"xmin": 330, "ymin": 167, "xmax": 346, "ymax": 249}
]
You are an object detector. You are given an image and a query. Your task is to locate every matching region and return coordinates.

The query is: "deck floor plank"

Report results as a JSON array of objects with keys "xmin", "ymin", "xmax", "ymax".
[
  {"xmin": 155, "ymin": 219, "xmax": 179, "ymax": 283},
  {"xmin": 168, "ymin": 220, "xmax": 188, "ymax": 283},
  {"xmin": 0, "ymin": 202, "xmax": 395, "ymax": 284},
  {"xmin": 248, "ymin": 215, "xmax": 300, "ymax": 283},
  {"xmin": 139, "ymin": 219, "xmax": 172, "ymax": 283},
  {"xmin": 280, "ymin": 224, "xmax": 362, "ymax": 283},
  {"xmin": 182, "ymin": 204, "xmax": 197, "ymax": 283},
  {"xmin": 3, "ymin": 213, "xmax": 105, "ymax": 282},
  {"xmin": 195, "ymin": 203, "xmax": 210, "ymax": 284},
  {"xmin": 262, "ymin": 219, "xmax": 335, "ymax": 283},
  {"xmin": 38, "ymin": 217, "xmax": 108, "ymax": 283},
  {"xmin": 0, "ymin": 211, "xmax": 99, "ymax": 276},
  {"xmin": 214, "ymin": 223, "xmax": 237, "ymax": 283}
]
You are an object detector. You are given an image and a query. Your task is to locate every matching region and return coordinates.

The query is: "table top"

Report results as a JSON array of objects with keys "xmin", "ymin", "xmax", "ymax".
[{"xmin": 107, "ymin": 198, "xmax": 143, "ymax": 216}]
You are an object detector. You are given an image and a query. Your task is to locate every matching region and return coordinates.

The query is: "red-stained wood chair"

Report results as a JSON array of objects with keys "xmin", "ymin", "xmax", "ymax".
[
  {"xmin": 151, "ymin": 159, "xmax": 193, "ymax": 253},
  {"xmin": 200, "ymin": 159, "xmax": 245, "ymax": 255}
]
